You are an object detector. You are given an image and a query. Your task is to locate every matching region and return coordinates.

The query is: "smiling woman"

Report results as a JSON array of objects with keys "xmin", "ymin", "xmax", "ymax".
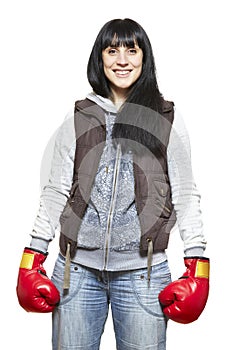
[
  {"xmin": 87, "ymin": 18, "xmax": 163, "ymax": 113},
  {"xmin": 16, "ymin": 17, "xmax": 208, "ymax": 350}
]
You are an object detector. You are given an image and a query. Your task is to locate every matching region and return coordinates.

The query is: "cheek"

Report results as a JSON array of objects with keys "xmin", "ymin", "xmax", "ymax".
[
  {"xmin": 103, "ymin": 65, "xmax": 111, "ymax": 78},
  {"xmin": 133, "ymin": 56, "xmax": 143, "ymax": 69},
  {"xmin": 133, "ymin": 60, "xmax": 143, "ymax": 78},
  {"xmin": 102, "ymin": 58, "xmax": 112, "ymax": 78},
  {"xmin": 102, "ymin": 55, "xmax": 113, "ymax": 69}
]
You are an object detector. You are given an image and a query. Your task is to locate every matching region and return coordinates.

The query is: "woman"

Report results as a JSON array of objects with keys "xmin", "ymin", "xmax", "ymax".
[{"xmin": 17, "ymin": 18, "xmax": 209, "ymax": 350}]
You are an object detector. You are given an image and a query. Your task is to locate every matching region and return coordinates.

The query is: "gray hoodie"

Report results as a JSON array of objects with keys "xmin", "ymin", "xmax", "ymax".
[{"xmin": 30, "ymin": 93, "xmax": 207, "ymax": 271}]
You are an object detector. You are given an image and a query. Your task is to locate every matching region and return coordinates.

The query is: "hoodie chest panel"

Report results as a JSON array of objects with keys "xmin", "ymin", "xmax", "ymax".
[{"xmin": 76, "ymin": 112, "xmax": 141, "ymax": 251}]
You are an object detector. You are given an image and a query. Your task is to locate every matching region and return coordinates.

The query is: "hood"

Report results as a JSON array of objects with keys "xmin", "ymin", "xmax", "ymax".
[{"xmin": 86, "ymin": 92, "xmax": 118, "ymax": 114}]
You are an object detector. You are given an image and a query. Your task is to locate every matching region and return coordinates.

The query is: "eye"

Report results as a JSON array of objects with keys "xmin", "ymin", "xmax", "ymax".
[
  {"xmin": 128, "ymin": 48, "xmax": 137, "ymax": 54},
  {"xmin": 107, "ymin": 48, "xmax": 117, "ymax": 55}
]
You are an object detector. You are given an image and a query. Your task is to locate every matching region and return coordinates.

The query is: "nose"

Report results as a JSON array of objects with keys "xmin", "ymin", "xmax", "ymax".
[{"xmin": 116, "ymin": 51, "xmax": 129, "ymax": 66}]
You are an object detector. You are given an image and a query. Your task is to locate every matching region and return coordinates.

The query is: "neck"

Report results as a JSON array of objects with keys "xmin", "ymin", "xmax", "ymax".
[{"xmin": 110, "ymin": 86, "xmax": 128, "ymax": 108}]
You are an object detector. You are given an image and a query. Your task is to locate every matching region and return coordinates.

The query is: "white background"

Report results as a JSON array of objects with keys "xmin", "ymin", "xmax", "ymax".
[{"xmin": 1, "ymin": 0, "xmax": 232, "ymax": 348}]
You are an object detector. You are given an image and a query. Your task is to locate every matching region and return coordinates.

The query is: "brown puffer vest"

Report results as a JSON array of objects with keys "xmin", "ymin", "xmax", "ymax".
[{"xmin": 59, "ymin": 98, "xmax": 176, "ymax": 286}]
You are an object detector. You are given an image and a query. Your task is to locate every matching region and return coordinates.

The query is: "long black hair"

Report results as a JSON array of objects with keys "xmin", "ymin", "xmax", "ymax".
[{"xmin": 87, "ymin": 18, "xmax": 167, "ymax": 155}]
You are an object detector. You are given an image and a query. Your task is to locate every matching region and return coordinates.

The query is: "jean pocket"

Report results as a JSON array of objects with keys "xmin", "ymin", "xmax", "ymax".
[
  {"xmin": 51, "ymin": 254, "xmax": 85, "ymax": 306},
  {"xmin": 130, "ymin": 262, "xmax": 171, "ymax": 317}
]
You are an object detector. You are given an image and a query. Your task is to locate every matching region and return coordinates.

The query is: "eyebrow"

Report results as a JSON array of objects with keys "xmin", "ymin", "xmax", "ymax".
[{"xmin": 106, "ymin": 44, "xmax": 139, "ymax": 49}]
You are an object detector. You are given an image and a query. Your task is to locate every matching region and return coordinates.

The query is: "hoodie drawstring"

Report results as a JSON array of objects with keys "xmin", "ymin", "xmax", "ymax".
[
  {"xmin": 63, "ymin": 240, "xmax": 153, "ymax": 289},
  {"xmin": 63, "ymin": 242, "xmax": 71, "ymax": 290},
  {"xmin": 147, "ymin": 239, "xmax": 153, "ymax": 285}
]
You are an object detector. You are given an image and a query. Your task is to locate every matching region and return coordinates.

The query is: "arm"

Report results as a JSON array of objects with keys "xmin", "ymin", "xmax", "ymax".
[
  {"xmin": 159, "ymin": 108, "xmax": 209, "ymax": 324},
  {"xmin": 17, "ymin": 110, "xmax": 76, "ymax": 312},
  {"xmin": 167, "ymin": 108, "xmax": 207, "ymax": 256},
  {"xmin": 30, "ymin": 110, "xmax": 76, "ymax": 252}
]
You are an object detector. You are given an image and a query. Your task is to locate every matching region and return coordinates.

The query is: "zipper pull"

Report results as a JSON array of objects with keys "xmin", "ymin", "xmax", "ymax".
[{"xmin": 106, "ymin": 166, "xmax": 108, "ymax": 173}]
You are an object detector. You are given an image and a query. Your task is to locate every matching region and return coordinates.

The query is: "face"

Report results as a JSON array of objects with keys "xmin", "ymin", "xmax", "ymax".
[{"xmin": 102, "ymin": 44, "xmax": 143, "ymax": 102}]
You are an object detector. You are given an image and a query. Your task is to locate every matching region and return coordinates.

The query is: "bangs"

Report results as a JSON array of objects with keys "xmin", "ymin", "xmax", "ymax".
[
  {"xmin": 102, "ymin": 32, "xmax": 138, "ymax": 49},
  {"xmin": 100, "ymin": 19, "xmax": 143, "ymax": 49}
]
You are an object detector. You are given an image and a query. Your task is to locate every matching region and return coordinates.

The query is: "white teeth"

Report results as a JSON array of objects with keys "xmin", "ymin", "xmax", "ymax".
[{"xmin": 115, "ymin": 70, "xmax": 130, "ymax": 75}]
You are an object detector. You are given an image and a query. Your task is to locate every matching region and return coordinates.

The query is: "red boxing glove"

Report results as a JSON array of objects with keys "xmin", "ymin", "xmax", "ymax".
[
  {"xmin": 16, "ymin": 247, "xmax": 60, "ymax": 313},
  {"xmin": 159, "ymin": 257, "xmax": 209, "ymax": 324}
]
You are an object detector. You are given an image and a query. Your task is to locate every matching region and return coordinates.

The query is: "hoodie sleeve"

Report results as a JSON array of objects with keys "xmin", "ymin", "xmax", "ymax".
[
  {"xmin": 29, "ymin": 111, "xmax": 76, "ymax": 253},
  {"xmin": 167, "ymin": 108, "xmax": 207, "ymax": 256}
]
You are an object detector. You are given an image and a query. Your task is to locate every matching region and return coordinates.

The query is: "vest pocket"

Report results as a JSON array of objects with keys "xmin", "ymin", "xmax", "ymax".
[
  {"xmin": 69, "ymin": 180, "xmax": 79, "ymax": 199},
  {"xmin": 152, "ymin": 179, "xmax": 173, "ymax": 218},
  {"xmin": 59, "ymin": 201, "xmax": 73, "ymax": 225}
]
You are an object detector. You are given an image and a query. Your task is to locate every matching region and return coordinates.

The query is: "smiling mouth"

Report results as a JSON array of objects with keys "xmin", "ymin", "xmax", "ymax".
[{"xmin": 113, "ymin": 70, "xmax": 132, "ymax": 76}]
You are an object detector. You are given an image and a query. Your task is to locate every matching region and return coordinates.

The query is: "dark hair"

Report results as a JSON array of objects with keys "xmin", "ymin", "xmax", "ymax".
[
  {"xmin": 87, "ymin": 18, "xmax": 163, "ymax": 113},
  {"xmin": 87, "ymin": 18, "xmax": 166, "ymax": 156}
]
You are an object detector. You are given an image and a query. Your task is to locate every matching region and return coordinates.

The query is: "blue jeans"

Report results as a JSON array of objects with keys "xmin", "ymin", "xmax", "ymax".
[{"xmin": 51, "ymin": 254, "xmax": 171, "ymax": 350}]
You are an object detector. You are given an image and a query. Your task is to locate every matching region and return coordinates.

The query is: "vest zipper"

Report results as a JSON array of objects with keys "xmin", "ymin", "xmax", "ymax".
[{"xmin": 103, "ymin": 144, "xmax": 121, "ymax": 270}]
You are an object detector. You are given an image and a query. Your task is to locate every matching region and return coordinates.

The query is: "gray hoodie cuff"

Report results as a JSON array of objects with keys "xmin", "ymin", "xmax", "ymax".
[
  {"xmin": 184, "ymin": 247, "xmax": 205, "ymax": 257},
  {"xmin": 30, "ymin": 238, "xmax": 50, "ymax": 253}
]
